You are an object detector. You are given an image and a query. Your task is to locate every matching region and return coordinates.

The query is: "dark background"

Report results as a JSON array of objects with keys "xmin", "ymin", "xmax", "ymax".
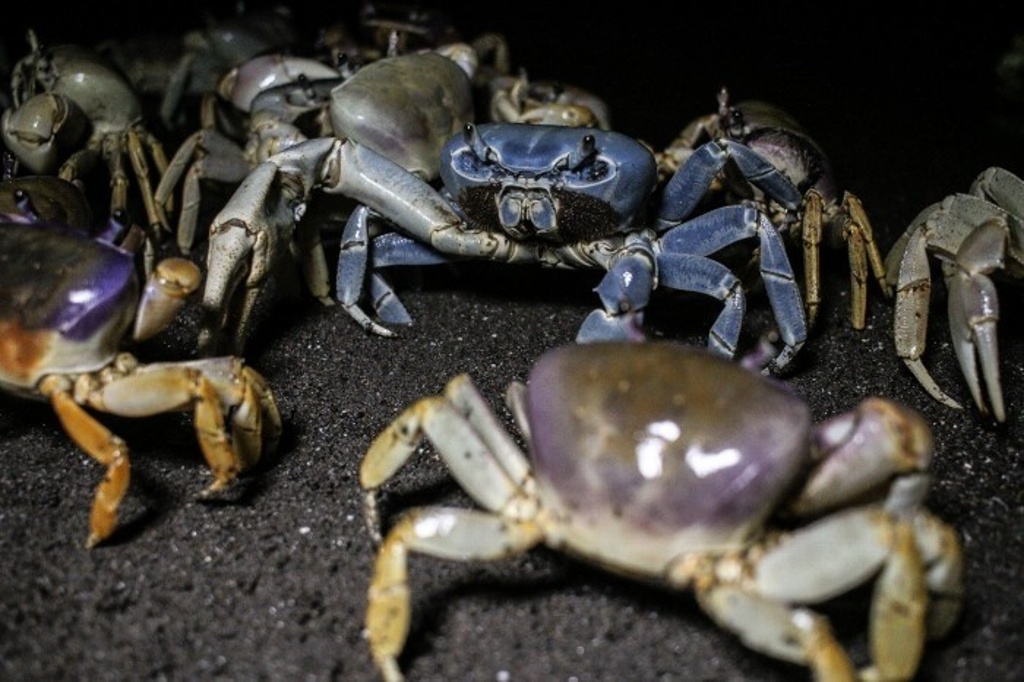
[{"xmin": 1, "ymin": 3, "xmax": 1022, "ymax": 680}]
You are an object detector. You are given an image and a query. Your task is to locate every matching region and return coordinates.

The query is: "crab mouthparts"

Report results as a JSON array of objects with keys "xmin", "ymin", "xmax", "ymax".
[{"xmin": 497, "ymin": 187, "xmax": 557, "ymax": 239}]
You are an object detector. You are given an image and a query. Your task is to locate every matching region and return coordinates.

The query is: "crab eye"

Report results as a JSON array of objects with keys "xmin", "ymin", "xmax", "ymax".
[
  {"xmin": 566, "ymin": 134, "xmax": 597, "ymax": 170},
  {"xmin": 727, "ymin": 108, "xmax": 745, "ymax": 138}
]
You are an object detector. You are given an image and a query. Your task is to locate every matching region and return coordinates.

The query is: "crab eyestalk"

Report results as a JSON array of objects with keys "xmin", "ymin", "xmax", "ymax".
[
  {"xmin": 565, "ymin": 132, "xmax": 597, "ymax": 170},
  {"xmin": 463, "ymin": 123, "xmax": 496, "ymax": 163}
]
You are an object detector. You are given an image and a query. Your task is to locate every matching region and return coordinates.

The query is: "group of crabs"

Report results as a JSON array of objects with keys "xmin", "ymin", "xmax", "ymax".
[{"xmin": 0, "ymin": 4, "xmax": 1020, "ymax": 681}]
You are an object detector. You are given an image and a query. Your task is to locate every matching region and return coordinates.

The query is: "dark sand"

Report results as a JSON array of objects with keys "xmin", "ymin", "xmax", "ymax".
[{"xmin": 2, "ymin": 4, "xmax": 1021, "ymax": 680}]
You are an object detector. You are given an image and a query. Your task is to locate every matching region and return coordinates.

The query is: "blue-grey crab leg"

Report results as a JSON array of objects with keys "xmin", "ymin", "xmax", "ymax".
[
  {"xmin": 655, "ymin": 138, "xmax": 803, "ymax": 230},
  {"xmin": 656, "ymin": 252, "xmax": 747, "ymax": 358},
  {"xmin": 576, "ymin": 236, "xmax": 654, "ymax": 343},
  {"xmin": 658, "ymin": 205, "xmax": 807, "ymax": 371},
  {"xmin": 337, "ymin": 204, "xmax": 450, "ymax": 335}
]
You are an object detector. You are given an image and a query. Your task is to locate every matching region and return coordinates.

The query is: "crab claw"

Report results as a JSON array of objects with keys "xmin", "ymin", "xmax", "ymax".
[
  {"xmin": 199, "ymin": 222, "xmax": 258, "ymax": 356},
  {"xmin": 133, "ymin": 257, "xmax": 202, "ymax": 341},
  {"xmin": 1, "ymin": 93, "xmax": 89, "ymax": 175},
  {"xmin": 576, "ymin": 241, "xmax": 654, "ymax": 343},
  {"xmin": 946, "ymin": 216, "xmax": 1006, "ymax": 422},
  {"xmin": 198, "ymin": 162, "xmax": 299, "ymax": 356}
]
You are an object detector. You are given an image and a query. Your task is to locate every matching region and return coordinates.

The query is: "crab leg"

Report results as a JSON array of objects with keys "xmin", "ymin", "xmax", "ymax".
[
  {"xmin": 891, "ymin": 195, "xmax": 1012, "ymax": 420},
  {"xmin": 125, "ymin": 126, "xmax": 170, "ymax": 235},
  {"xmin": 80, "ymin": 359, "xmax": 278, "ymax": 490},
  {"xmin": 576, "ymin": 237, "xmax": 656, "ymax": 343},
  {"xmin": 367, "ymin": 508, "xmax": 544, "ymax": 682},
  {"xmin": 911, "ymin": 510, "xmax": 965, "ymax": 639},
  {"xmin": 694, "ymin": 584, "xmax": 857, "ymax": 681},
  {"xmin": 361, "ymin": 373, "xmax": 532, "ymax": 542},
  {"xmin": 750, "ymin": 507, "xmax": 927, "ymax": 680},
  {"xmin": 658, "ymin": 204, "xmax": 806, "ymax": 370},
  {"xmin": 889, "ymin": 220, "xmax": 964, "ymax": 410},
  {"xmin": 362, "ymin": 374, "xmax": 541, "ymax": 682},
  {"xmin": 41, "ymin": 379, "xmax": 132, "ymax": 549},
  {"xmin": 155, "ymin": 128, "xmax": 252, "ymax": 253},
  {"xmin": 840, "ymin": 192, "xmax": 891, "ymax": 328},
  {"xmin": 336, "ymin": 205, "xmax": 446, "ymax": 335},
  {"xmin": 655, "ymin": 138, "xmax": 802, "ymax": 230}
]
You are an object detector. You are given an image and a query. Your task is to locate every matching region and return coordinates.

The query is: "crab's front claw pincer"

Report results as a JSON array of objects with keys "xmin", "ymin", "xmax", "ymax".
[
  {"xmin": 577, "ymin": 243, "xmax": 654, "ymax": 343},
  {"xmin": 199, "ymin": 222, "xmax": 255, "ymax": 356},
  {"xmin": 133, "ymin": 257, "xmax": 202, "ymax": 341},
  {"xmin": 946, "ymin": 217, "xmax": 1006, "ymax": 422},
  {"xmin": 2, "ymin": 93, "xmax": 89, "ymax": 175},
  {"xmin": 197, "ymin": 161, "xmax": 298, "ymax": 356}
]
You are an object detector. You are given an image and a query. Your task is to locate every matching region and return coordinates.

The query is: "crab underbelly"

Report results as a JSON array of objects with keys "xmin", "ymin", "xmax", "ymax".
[
  {"xmin": 0, "ymin": 320, "xmax": 120, "ymax": 397},
  {"xmin": 545, "ymin": 498, "xmax": 759, "ymax": 577}
]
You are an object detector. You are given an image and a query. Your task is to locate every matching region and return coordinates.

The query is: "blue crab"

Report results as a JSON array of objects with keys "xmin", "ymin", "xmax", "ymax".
[
  {"xmin": 884, "ymin": 166, "xmax": 1024, "ymax": 423},
  {"xmin": 359, "ymin": 341, "xmax": 963, "ymax": 682},
  {"xmin": 0, "ymin": 198, "xmax": 282, "ymax": 548},
  {"xmin": 660, "ymin": 87, "xmax": 891, "ymax": 329},
  {"xmin": 200, "ymin": 118, "xmax": 809, "ymax": 370}
]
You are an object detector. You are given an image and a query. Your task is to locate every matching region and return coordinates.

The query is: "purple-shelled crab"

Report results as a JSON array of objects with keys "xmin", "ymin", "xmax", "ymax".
[
  {"xmin": 0, "ymin": 181, "xmax": 282, "ymax": 548},
  {"xmin": 360, "ymin": 341, "xmax": 963, "ymax": 682}
]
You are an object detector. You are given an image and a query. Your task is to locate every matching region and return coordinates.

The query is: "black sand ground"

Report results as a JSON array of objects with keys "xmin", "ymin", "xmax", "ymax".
[{"xmin": 1, "ymin": 5, "xmax": 1022, "ymax": 681}]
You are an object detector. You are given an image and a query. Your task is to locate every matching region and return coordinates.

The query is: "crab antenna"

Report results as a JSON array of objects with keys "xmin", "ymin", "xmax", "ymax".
[
  {"xmin": 463, "ymin": 124, "xmax": 495, "ymax": 162},
  {"xmin": 567, "ymin": 133, "xmax": 597, "ymax": 169}
]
